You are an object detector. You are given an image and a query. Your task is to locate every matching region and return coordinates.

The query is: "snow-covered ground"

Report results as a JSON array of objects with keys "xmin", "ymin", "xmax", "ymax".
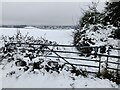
[
  {"xmin": 0, "ymin": 27, "xmax": 119, "ymax": 88},
  {"xmin": 0, "ymin": 65, "xmax": 2, "ymax": 89},
  {"xmin": 0, "ymin": 28, "xmax": 73, "ymax": 44}
]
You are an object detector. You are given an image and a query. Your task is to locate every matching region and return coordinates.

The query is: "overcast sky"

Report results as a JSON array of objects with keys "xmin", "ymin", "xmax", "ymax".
[{"xmin": 2, "ymin": 2, "xmax": 105, "ymax": 25}]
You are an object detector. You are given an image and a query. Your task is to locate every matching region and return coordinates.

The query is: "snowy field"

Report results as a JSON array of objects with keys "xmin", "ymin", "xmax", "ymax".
[{"xmin": 0, "ymin": 27, "xmax": 119, "ymax": 88}]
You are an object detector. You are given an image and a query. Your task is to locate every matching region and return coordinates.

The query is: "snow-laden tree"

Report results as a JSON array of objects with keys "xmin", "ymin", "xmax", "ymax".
[
  {"xmin": 78, "ymin": 2, "xmax": 102, "ymax": 29},
  {"xmin": 103, "ymin": 1, "xmax": 120, "ymax": 27},
  {"xmin": 103, "ymin": 1, "xmax": 120, "ymax": 39}
]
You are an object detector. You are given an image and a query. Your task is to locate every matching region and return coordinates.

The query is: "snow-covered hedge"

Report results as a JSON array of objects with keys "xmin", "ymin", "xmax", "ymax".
[{"xmin": 0, "ymin": 31, "xmax": 88, "ymax": 79}]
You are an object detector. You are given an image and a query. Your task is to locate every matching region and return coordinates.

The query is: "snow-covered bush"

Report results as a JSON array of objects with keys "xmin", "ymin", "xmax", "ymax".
[
  {"xmin": 96, "ymin": 69, "xmax": 120, "ymax": 84},
  {"xmin": 74, "ymin": 24, "xmax": 118, "ymax": 56}
]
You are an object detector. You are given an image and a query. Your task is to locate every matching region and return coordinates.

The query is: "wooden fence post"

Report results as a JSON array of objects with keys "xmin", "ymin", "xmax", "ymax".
[
  {"xmin": 94, "ymin": 47, "xmax": 101, "ymax": 73},
  {"xmin": 98, "ymin": 55, "xmax": 101, "ymax": 73},
  {"xmin": 106, "ymin": 46, "xmax": 110, "ymax": 70}
]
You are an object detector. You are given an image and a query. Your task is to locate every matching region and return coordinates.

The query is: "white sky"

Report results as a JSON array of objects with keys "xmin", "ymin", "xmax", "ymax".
[{"xmin": 1, "ymin": 1, "xmax": 106, "ymax": 25}]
